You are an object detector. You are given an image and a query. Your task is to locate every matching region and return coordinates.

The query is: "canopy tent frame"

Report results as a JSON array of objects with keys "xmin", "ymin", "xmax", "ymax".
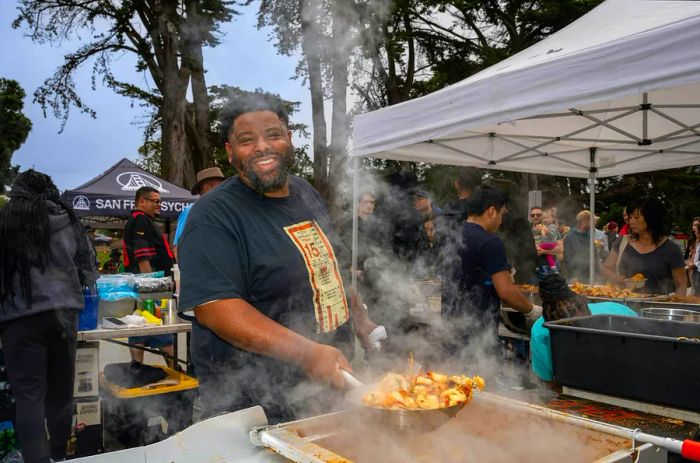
[{"xmin": 348, "ymin": 0, "xmax": 700, "ymax": 294}]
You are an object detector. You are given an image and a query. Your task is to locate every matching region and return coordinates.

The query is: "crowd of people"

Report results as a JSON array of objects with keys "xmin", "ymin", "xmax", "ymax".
[{"xmin": 1, "ymin": 92, "xmax": 695, "ymax": 460}]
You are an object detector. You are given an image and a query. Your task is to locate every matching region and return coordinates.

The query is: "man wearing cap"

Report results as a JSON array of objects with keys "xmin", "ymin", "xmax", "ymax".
[
  {"xmin": 605, "ymin": 222, "xmax": 619, "ymax": 252},
  {"xmin": 173, "ymin": 167, "xmax": 226, "ymax": 258},
  {"xmin": 563, "ymin": 210, "xmax": 609, "ymax": 282}
]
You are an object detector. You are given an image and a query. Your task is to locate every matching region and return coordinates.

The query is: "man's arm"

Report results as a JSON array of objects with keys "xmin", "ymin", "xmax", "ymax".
[
  {"xmin": 601, "ymin": 249, "xmax": 625, "ymax": 283},
  {"xmin": 492, "ymin": 270, "xmax": 534, "ymax": 314},
  {"xmin": 138, "ymin": 260, "xmax": 153, "ymax": 274},
  {"xmin": 195, "ymin": 298, "xmax": 351, "ymax": 389},
  {"xmin": 672, "ymin": 267, "xmax": 688, "ymax": 296},
  {"xmin": 349, "ymin": 291, "xmax": 378, "ymax": 349}
]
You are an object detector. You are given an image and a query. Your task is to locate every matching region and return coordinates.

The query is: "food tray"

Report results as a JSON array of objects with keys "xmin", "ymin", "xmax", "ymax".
[{"xmin": 545, "ymin": 315, "xmax": 700, "ymax": 411}]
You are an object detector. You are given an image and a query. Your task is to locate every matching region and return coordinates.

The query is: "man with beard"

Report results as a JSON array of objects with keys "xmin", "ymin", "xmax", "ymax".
[{"xmin": 178, "ymin": 94, "xmax": 377, "ymax": 422}]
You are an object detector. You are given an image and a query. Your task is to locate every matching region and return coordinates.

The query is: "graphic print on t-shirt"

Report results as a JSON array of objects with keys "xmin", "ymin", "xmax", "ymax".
[{"xmin": 284, "ymin": 220, "xmax": 349, "ymax": 333}]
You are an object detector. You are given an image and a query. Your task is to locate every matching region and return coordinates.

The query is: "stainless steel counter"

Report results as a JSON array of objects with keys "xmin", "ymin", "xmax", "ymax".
[{"xmin": 77, "ymin": 322, "xmax": 191, "ymax": 341}]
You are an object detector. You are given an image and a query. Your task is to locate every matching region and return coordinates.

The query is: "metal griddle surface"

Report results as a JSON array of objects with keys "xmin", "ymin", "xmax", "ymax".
[{"xmin": 284, "ymin": 394, "xmax": 631, "ymax": 463}]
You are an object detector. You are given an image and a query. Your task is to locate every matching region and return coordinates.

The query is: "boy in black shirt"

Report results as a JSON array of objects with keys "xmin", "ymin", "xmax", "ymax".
[{"xmin": 442, "ymin": 185, "xmax": 541, "ymax": 355}]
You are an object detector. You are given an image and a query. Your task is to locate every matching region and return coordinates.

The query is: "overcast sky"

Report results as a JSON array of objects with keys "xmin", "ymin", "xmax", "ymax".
[{"xmin": 0, "ymin": 2, "xmax": 312, "ymax": 191}]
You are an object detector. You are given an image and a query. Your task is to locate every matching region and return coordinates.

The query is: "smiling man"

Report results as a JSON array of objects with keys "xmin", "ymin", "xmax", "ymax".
[{"xmin": 177, "ymin": 94, "xmax": 377, "ymax": 422}]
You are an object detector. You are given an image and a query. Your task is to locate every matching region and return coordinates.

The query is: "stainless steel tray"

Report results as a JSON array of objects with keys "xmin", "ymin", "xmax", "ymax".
[{"xmin": 251, "ymin": 391, "xmax": 665, "ymax": 462}]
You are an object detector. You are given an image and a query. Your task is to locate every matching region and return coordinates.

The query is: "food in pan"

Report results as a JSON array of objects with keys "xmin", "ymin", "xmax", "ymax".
[
  {"xmin": 630, "ymin": 273, "xmax": 645, "ymax": 282},
  {"xmin": 362, "ymin": 372, "xmax": 484, "ymax": 410},
  {"xmin": 516, "ymin": 284, "xmax": 539, "ymax": 294},
  {"xmin": 569, "ymin": 282, "xmax": 644, "ymax": 298}
]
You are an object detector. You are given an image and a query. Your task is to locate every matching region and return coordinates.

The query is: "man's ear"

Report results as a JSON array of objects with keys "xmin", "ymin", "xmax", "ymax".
[{"xmin": 225, "ymin": 142, "xmax": 234, "ymax": 164}]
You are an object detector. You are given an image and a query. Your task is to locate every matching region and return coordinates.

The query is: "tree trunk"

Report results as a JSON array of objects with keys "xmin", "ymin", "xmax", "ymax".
[
  {"xmin": 300, "ymin": 0, "xmax": 329, "ymax": 197},
  {"xmin": 161, "ymin": 91, "xmax": 194, "ymax": 186},
  {"xmin": 326, "ymin": 0, "xmax": 352, "ymax": 220},
  {"xmin": 156, "ymin": 1, "xmax": 194, "ymax": 187},
  {"xmin": 182, "ymin": 1, "xmax": 212, "ymax": 175}
]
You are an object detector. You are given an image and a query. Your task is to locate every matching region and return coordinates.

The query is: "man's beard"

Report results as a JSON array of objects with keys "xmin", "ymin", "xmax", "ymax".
[{"xmin": 233, "ymin": 146, "xmax": 295, "ymax": 194}]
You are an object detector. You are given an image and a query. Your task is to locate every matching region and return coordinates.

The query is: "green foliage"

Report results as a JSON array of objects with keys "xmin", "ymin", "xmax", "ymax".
[
  {"xmin": 138, "ymin": 85, "xmax": 314, "ymax": 183},
  {"xmin": 0, "ymin": 79, "xmax": 32, "ymax": 193},
  {"xmin": 135, "ymin": 140, "xmax": 163, "ymax": 177},
  {"xmin": 13, "ymin": 0, "xmax": 238, "ymax": 126}
]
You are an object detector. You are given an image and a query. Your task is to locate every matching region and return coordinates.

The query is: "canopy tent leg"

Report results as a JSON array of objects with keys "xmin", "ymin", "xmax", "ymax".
[
  {"xmin": 589, "ymin": 148, "xmax": 597, "ymax": 285},
  {"xmin": 351, "ymin": 157, "xmax": 359, "ymax": 296}
]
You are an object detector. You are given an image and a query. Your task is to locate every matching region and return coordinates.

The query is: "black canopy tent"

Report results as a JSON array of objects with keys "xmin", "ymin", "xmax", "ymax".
[{"xmin": 62, "ymin": 158, "xmax": 195, "ymax": 220}]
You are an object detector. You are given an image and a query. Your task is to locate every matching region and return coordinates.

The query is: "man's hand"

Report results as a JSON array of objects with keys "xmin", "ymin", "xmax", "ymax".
[
  {"xmin": 525, "ymin": 304, "xmax": 543, "ymax": 321},
  {"xmin": 299, "ymin": 343, "xmax": 352, "ymax": 389}
]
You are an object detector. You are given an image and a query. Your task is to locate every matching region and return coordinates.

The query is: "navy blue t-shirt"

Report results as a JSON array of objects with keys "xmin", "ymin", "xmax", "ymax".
[
  {"xmin": 178, "ymin": 175, "xmax": 352, "ymax": 420},
  {"xmin": 442, "ymin": 222, "xmax": 511, "ymax": 324}
]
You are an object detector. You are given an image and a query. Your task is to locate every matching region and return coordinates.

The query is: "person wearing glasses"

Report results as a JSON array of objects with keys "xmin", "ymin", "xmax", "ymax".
[{"xmin": 123, "ymin": 186, "xmax": 176, "ymax": 367}]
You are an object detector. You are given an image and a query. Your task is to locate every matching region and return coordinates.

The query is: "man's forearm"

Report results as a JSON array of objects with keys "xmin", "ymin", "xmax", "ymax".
[
  {"xmin": 138, "ymin": 260, "xmax": 153, "ymax": 273},
  {"xmin": 348, "ymin": 291, "xmax": 376, "ymax": 337},
  {"xmin": 500, "ymin": 286, "xmax": 534, "ymax": 313},
  {"xmin": 492, "ymin": 271, "xmax": 533, "ymax": 313},
  {"xmin": 195, "ymin": 298, "xmax": 317, "ymax": 366}
]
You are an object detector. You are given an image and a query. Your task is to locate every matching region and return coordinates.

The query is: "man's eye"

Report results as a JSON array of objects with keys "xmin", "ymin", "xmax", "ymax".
[{"xmin": 238, "ymin": 138, "xmax": 253, "ymax": 144}]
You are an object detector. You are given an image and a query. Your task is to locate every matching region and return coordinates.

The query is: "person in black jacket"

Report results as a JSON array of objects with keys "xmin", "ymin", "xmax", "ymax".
[
  {"xmin": 0, "ymin": 170, "xmax": 97, "ymax": 463},
  {"xmin": 123, "ymin": 186, "xmax": 176, "ymax": 368}
]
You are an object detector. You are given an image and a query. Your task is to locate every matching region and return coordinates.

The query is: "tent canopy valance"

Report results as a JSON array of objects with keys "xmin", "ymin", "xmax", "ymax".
[{"xmin": 62, "ymin": 158, "xmax": 195, "ymax": 220}]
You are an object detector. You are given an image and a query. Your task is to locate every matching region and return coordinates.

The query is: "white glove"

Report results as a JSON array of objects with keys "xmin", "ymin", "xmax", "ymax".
[
  {"xmin": 367, "ymin": 325, "xmax": 388, "ymax": 351},
  {"xmin": 525, "ymin": 305, "xmax": 543, "ymax": 321}
]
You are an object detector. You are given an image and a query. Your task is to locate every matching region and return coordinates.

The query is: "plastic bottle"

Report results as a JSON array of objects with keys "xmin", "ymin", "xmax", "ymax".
[
  {"xmin": 79, "ymin": 285, "xmax": 99, "ymax": 331},
  {"xmin": 172, "ymin": 264, "xmax": 180, "ymax": 295}
]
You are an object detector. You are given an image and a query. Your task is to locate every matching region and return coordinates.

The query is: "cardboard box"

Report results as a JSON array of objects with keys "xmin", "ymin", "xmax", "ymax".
[
  {"xmin": 67, "ymin": 396, "xmax": 102, "ymax": 459},
  {"xmin": 74, "ymin": 342, "xmax": 99, "ymax": 398}
]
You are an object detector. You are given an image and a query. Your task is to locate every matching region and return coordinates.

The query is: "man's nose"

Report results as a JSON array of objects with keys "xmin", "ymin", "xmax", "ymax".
[{"xmin": 254, "ymin": 135, "xmax": 272, "ymax": 152}]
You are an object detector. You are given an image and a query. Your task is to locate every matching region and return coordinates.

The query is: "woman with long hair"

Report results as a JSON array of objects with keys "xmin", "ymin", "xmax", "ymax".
[
  {"xmin": 0, "ymin": 170, "xmax": 96, "ymax": 463},
  {"xmin": 601, "ymin": 197, "xmax": 686, "ymax": 295}
]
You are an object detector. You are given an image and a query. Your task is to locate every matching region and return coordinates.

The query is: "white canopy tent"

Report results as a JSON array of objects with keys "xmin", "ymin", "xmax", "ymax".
[{"xmin": 349, "ymin": 0, "xmax": 700, "ymax": 286}]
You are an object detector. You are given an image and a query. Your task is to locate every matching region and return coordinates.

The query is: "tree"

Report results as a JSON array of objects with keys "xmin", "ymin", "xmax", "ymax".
[
  {"xmin": 13, "ymin": 1, "xmax": 237, "ymax": 188},
  {"xmin": 354, "ymin": 0, "xmax": 605, "ymax": 206},
  {"xmin": 0, "ymin": 78, "xmax": 32, "ymax": 194},
  {"xmin": 137, "ymin": 85, "xmax": 314, "ymax": 182},
  {"xmin": 259, "ymin": 0, "xmax": 375, "ymax": 212}
]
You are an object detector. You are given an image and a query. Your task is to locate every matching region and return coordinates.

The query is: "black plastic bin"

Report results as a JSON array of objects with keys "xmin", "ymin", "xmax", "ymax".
[{"xmin": 544, "ymin": 315, "xmax": 700, "ymax": 412}]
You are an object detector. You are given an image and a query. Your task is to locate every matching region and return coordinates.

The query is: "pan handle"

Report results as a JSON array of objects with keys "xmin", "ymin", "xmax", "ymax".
[
  {"xmin": 682, "ymin": 439, "xmax": 700, "ymax": 461},
  {"xmin": 634, "ymin": 430, "xmax": 700, "ymax": 462},
  {"xmin": 339, "ymin": 369, "xmax": 364, "ymax": 389}
]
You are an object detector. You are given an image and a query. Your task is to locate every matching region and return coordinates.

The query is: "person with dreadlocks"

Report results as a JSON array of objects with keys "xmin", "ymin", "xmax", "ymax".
[
  {"xmin": 0, "ymin": 170, "xmax": 97, "ymax": 463},
  {"xmin": 530, "ymin": 273, "xmax": 636, "ymax": 382}
]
